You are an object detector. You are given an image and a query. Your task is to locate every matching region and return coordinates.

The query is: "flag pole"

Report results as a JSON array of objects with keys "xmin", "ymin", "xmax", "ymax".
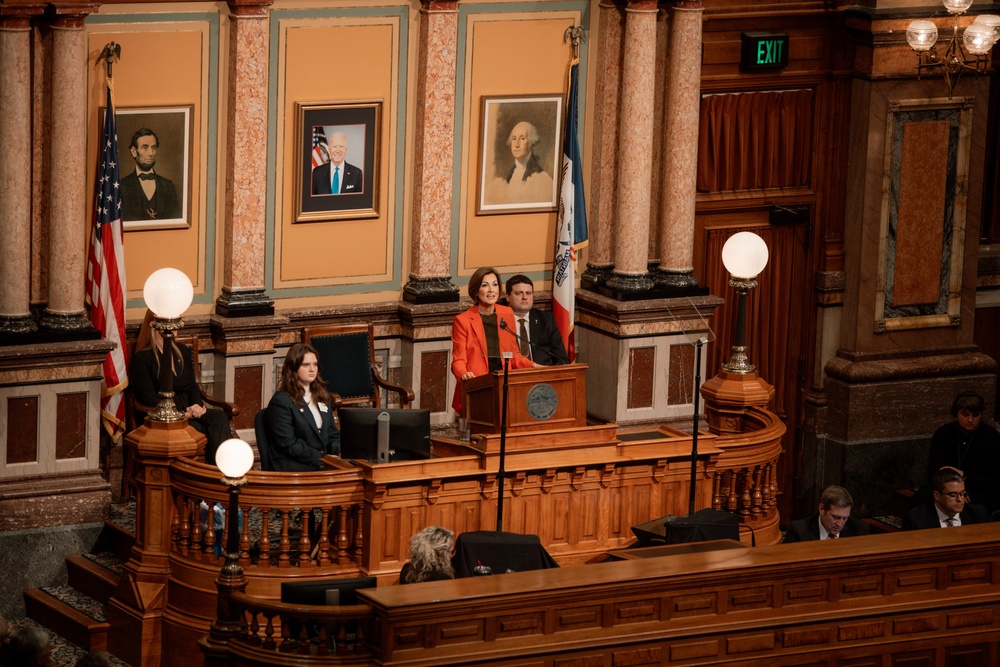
[
  {"xmin": 88, "ymin": 41, "xmax": 129, "ymax": 444},
  {"xmin": 552, "ymin": 26, "xmax": 589, "ymax": 363}
]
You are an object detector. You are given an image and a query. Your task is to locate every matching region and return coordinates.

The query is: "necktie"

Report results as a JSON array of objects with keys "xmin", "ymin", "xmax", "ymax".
[
  {"xmin": 138, "ymin": 173, "xmax": 155, "ymax": 181},
  {"xmin": 829, "ymin": 533, "xmax": 838, "ymax": 539},
  {"xmin": 332, "ymin": 166, "xmax": 340, "ymax": 193},
  {"xmin": 518, "ymin": 318, "xmax": 530, "ymax": 358},
  {"xmin": 945, "ymin": 517, "xmax": 956, "ymax": 527}
]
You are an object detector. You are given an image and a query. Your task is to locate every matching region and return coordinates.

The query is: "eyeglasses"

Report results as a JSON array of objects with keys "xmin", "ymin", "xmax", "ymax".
[{"xmin": 940, "ymin": 491, "xmax": 968, "ymax": 500}]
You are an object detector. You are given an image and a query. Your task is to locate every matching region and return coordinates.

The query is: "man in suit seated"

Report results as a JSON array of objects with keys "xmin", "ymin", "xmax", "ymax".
[
  {"xmin": 903, "ymin": 468, "xmax": 990, "ymax": 530},
  {"xmin": 783, "ymin": 485, "xmax": 870, "ymax": 542},
  {"xmin": 503, "ymin": 274, "xmax": 569, "ymax": 366}
]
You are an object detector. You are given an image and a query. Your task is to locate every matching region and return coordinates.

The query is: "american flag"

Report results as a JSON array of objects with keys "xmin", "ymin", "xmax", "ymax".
[
  {"xmin": 552, "ymin": 57, "xmax": 589, "ymax": 362},
  {"xmin": 312, "ymin": 125, "xmax": 330, "ymax": 168},
  {"xmin": 86, "ymin": 81, "xmax": 128, "ymax": 442}
]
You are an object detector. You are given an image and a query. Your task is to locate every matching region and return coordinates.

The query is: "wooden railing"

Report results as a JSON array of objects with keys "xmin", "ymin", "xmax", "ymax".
[
  {"xmin": 168, "ymin": 458, "xmax": 368, "ymax": 573},
  {"xmin": 221, "ymin": 524, "xmax": 1000, "ymax": 666},
  {"xmin": 228, "ymin": 592, "xmax": 375, "ymax": 662},
  {"xmin": 114, "ymin": 407, "xmax": 789, "ymax": 666},
  {"xmin": 710, "ymin": 407, "xmax": 782, "ymax": 525}
]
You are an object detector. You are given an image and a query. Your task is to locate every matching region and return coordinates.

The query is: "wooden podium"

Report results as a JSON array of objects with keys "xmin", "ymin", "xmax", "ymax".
[{"xmin": 462, "ymin": 363, "xmax": 588, "ymax": 435}]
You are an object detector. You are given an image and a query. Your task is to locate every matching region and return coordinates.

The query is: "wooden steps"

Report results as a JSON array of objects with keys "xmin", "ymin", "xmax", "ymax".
[
  {"xmin": 23, "ymin": 516, "xmax": 135, "ymax": 661},
  {"xmin": 67, "ymin": 554, "xmax": 120, "ymax": 603},
  {"xmin": 24, "ymin": 587, "xmax": 109, "ymax": 653}
]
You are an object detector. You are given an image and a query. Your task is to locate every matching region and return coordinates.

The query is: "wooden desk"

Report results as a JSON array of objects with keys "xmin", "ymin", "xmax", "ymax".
[{"xmin": 604, "ymin": 538, "xmax": 747, "ymax": 561}]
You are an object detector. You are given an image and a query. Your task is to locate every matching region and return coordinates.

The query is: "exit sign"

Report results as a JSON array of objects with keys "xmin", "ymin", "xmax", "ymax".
[{"xmin": 741, "ymin": 32, "xmax": 789, "ymax": 71}]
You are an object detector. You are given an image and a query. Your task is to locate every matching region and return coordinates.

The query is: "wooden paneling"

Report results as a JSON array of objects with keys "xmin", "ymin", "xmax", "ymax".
[{"xmin": 351, "ymin": 526, "xmax": 1000, "ymax": 667}]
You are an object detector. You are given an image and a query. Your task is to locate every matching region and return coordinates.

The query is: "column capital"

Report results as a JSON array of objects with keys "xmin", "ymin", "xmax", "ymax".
[
  {"xmin": 48, "ymin": 2, "xmax": 98, "ymax": 24},
  {"xmin": 420, "ymin": 0, "xmax": 459, "ymax": 12},
  {"xmin": 0, "ymin": 5, "xmax": 44, "ymax": 27},
  {"xmin": 669, "ymin": 0, "xmax": 703, "ymax": 9},
  {"xmin": 227, "ymin": 0, "xmax": 273, "ymax": 18},
  {"xmin": 624, "ymin": 0, "xmax": 658, "ymax": 11}
]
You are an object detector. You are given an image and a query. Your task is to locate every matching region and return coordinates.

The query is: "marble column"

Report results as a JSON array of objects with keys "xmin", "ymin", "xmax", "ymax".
[
  {"xmin": 215, "ymin": 0, "xmax": 275, "ymax": 318},
  {"xmin": 654, "ymin": 0, "xmax": 702, "ymax": 289},
  {"xmin": 0, "ymin": 8, "xmax": 40, "ymax": 334},
  {"xmin": 605, "ymin": 0, "xmax": 656, "ymax": 294},
  {"xmin": 40, "ymin": 5, "xmax": 95, "ymax": 332},
  {"xmin": 581, "ymin": 0, "xmax": 625, "ymax": 289},
  {"xmin": 402, "ymin": 0, "xmax": 461, "ymax": 304}
]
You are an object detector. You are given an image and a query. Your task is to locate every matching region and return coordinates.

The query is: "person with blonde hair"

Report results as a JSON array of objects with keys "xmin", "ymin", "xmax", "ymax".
[
  {"xmin": 400, "ymin": 526, "xmax": 455, "ymax": 584},
  {"xmin": 130, "ymin": 309, "xmax": 230, "ymax": 464}
]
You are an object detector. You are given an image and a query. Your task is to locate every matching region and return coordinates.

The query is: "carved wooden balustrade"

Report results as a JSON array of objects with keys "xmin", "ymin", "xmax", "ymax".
[
  {"xmin": 167, "ymin": 457, "xmax": 369, "ymax": 572},
  {"xmin": 228, "ymin": 592, "xmax": 375, "ymax": 662},
  {"xmin": 708, "ymin": 406, "xmax": 784, "ymax": 543},
  {"xmin": 113, "ymin": 406, "xmax": 789, "ymax": 666}
]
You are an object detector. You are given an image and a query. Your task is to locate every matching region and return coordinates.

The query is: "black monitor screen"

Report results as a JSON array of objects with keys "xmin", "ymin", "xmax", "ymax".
[
  {"xmin": 280, "ymin": 576, "xmax": 377, "ymax": 606},
  {"xmin": 339, "ymin": 408, "xmax": 431, "ymax": 463}
]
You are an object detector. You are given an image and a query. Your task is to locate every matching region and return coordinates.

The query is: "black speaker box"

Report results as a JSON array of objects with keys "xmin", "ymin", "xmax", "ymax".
[{"xmin": 631, "ymin": 508, "xmax": 739, "ymax": 546}]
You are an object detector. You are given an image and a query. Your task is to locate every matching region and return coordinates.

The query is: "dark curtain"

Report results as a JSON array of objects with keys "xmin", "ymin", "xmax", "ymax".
[
  {"xmin": 703, "ymin": 225, "xmax": 797, "ymax": 422},
  {"xmin": 697, "ymin": 90, "xmax": 814, "ymax": 192}
]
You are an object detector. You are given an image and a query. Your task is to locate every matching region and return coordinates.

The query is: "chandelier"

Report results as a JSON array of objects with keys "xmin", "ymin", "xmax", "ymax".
[{"xmin": 906, "ymin": 0, "xmax": 1000, "ymax": 99}]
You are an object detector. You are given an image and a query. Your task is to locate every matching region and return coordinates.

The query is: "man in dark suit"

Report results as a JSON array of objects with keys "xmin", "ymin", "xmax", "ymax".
[
  {"xmin": 782, "ymin": 485, "xmax": 871, "ymax": 542},
  {"xmin": 504, "ymin": 274, "xmax": 569, "ymax": 366},
  {"xmin": 311, "ymin": 131, "xmax": 364, "ymax": 195},
  {"xmin": 120, "ymin": 128, "xmax": 181, "ymax": 221},
  {"xmin": 903, "ymin": 468, "xmax": 991, "ymax": 530}
]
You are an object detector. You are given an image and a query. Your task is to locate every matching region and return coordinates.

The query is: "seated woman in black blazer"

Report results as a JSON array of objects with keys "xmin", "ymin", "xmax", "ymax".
[
  {"xmin": 266, "ymin": 343, "xmax": 341, "ymax": 471},
  {"xmin": 130, "ymin": 309, "xmax": 230, "ymax": 465}
]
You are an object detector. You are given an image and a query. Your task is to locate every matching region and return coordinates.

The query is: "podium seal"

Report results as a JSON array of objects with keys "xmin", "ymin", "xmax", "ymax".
[{"xmin": 525, "ymin": 383, "xmax": 558, "ymax": 421}]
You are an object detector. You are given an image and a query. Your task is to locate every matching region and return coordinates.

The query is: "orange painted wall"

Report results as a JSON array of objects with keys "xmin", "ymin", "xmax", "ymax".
[
  {"xmin": 275, "ymin": 19, "xmax": 399, "ymax": 287},
  {"xmin": 86, "ymin": 26, "xmax": 208, "ymax": 300},
  {"xmin": 460, "ymin": 14, "xmax": 578, "ymax": 278}
]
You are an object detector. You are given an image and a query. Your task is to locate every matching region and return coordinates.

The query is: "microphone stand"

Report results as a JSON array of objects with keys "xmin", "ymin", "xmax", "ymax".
[
  {"xmin": 688, "ymin": 337, "xmax": 706, "ymax": 516},
  {"xmin": 496, "ymin": 352, "xmax": 512, "ymax": 532}
]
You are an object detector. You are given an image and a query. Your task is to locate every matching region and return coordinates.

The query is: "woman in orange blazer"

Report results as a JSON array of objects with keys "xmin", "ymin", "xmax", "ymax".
[{"xmin": 451, "ymin": 267, "xmax": 536, "ymax": 413}]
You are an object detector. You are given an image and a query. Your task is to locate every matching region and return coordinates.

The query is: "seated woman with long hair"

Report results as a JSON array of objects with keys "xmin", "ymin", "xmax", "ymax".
[
  {"xmin": 400, "ymin": 526, "xmax": 455, "ymax": 584},
  {"xmin": 130, "ymin": 309, "xmax": 231, "ymax": 464},
  {"xmin": 265, "ymin": 342, "xmax": 341, "ymax": 471},
  {"xmin": 450, "ymin": 266, "xmax": 536, "ymax": 414}
]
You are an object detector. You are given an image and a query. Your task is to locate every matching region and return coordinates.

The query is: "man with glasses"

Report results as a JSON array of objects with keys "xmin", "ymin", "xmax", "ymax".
[{"xmin": 903, "ymin": 468, "xmax": 990, "ymax": 530}]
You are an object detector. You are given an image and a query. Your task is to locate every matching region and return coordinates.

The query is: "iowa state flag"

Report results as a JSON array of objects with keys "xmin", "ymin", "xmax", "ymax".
[{"xmin": 552, "ymin": 58, "xmax": 588, "ymax": 362}]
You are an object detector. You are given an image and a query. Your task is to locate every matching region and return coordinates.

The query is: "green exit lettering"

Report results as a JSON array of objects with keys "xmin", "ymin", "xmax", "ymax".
[
  {"xmin": 756, "ymin": 40, "xmax": 784, "ymax": 65},
  {"xmin": 741, "ymin": 32, "xmax": 789, "ymax": 71}
]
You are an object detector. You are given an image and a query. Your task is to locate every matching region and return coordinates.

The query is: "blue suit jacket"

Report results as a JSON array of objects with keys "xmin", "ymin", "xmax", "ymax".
[
  {"xmin": 311, "ymin": 161, "xmax": 364, "ymax": 195},
  {"xmin": 266, "ymin": 391, "xmax": 341, "ymax": 471}
]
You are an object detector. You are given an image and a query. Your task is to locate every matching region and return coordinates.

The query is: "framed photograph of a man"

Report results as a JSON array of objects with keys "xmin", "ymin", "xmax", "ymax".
[
  {"xmin": 295, "ymin": 101, "xmax": 381, "ymax": 223},
  {"xmin": 111, "ymin": 105, "xmax": 192, "ymax": 231},
  {"xmin": 478, "ymin": 95, "xmax": 563, "ymax": 215}
]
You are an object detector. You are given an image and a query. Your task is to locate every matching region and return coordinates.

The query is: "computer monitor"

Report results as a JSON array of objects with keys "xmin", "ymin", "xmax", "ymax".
[
  {"xmin": 339, "ymin": 408, "xmax": 431, "ymax": 463},
  {"xmin": 280, "ymin": 576, "xmax": 377, "ymax": 606}
]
